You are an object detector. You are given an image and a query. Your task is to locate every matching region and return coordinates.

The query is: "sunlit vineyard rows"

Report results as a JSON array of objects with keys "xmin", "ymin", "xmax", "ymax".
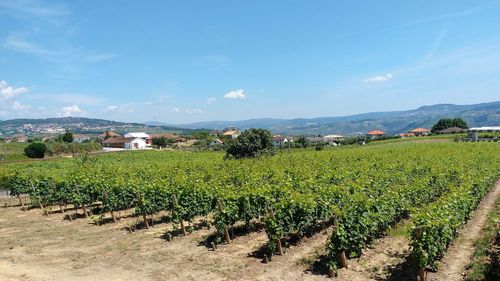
[{"xmin": 1, "ymin": 142, "xmax": 498, "ymax": 276}]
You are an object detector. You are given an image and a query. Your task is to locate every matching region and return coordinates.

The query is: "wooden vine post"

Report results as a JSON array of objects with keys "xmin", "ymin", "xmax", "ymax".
[
  {"xmin": 172, "ymin": 195, "xmax": 186, "ymax": 236},
  {"xmin": 415, "ymin": 228, "xmax": 426, "ymax": 281},
  {"xmin": 269, "ymin": 206, "xmax": 283, "ymax": 255},
  {"xmin": 17, "ymin": 195, "xmax": 25, "ymax": 210},
  {"xmin": 333, "ymin": 216, "xmax": 348, "ymax": 269},
  {"xmin": 216, "ymin": 198, "xmax": 231, "ymax": 244},
  {"xmin": 137, "ymin": 194, "xmax": 149, "ymax": 229},
  {"xmin": 30, "ymin": 180, "xmax": 47, "ymax": 216},
  {"xmin": 103, "ymin": 191, "xmax": 117, "ymax": 223}
]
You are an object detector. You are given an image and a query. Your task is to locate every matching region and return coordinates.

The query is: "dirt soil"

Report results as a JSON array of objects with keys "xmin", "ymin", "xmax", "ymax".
[{"xmin": 0, "ymin": 203, "xmax": 335, "ymax": 281}]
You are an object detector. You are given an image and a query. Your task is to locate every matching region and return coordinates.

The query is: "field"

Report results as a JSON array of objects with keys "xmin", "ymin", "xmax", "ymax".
[
  {"xmin": 0, "ymin": 143, "xmax": 29, "ymax": 161},
  {"xmin": 0, "ymin": 141, "xmax": 499, "ymax": 281}
]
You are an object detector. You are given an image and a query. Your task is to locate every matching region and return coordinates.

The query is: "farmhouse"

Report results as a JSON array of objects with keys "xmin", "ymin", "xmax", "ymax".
[
  {"xmin": 223, "ymin": 130, "xmax": 240, "ymax": 139},
  {"xmin": 124, "ymin": 132, "xmax": 152, "ymax": 145},
  {"xmin": 469, "ymin": 126, "xmax": 500, "ymax": 142},
  {"xmin": 366, "ymin": 129, "xmax": 385, "ymax": 139},
  {"xmin": 72, "ymin": 134, "xmax": 92, "ymax": 143},
  {"xmin": 409, "ymin": 128, "xmax": 430, "ymax": 136},
  {"xmin": 272, "ymin": 135, "xmax": 288, "ymax": 147},
  {"xmin": 323, "ymin": 134, "xmax": 343, "ymax": 145},
  {"xmin": 102, "ymin": 137, "xmax": 147, "ymax": 150},
  {"xmin": 13, "ymin": 134, "xmax": 27, "ymax": 143}
]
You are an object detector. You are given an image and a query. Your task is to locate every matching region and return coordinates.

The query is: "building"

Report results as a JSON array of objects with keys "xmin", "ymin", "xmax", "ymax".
[
  {"xmin": 223, "ymin": 130, "xmax": 240, "ymax": 139},
  {"xmin": 73, "ymin": 134, "xmax": 92, "ymax": 143},
  {"xmin": 409, "ymin": 128, "xmax": 430, "ymax": 136},
  {"xmin": 366, "ymin": 130, "xmax": 385, "ymax": 139},
  {"xmin": 102, "ymin": 137, "xmax": 147, "ymax": 149},
  {"xmin": 13, "ymin": 134, "xmax": 27, "ymax": 143},
  {"xmin": 323, "ymin": 134, "xmax": 343, "ymax": 145},
  {"xmin": 210, "ymin": 139, "xmax": 223, "ymax": 146},
  {"xmin": 272, "ymin": 135, "xmax": 289, "ymax": 147},
  {"xmin": 306, "ymin": 136, "xmax": 324, "ymax": 144},
  {"xmin": 469, "ymin": 126, "xmax": 500, "ymax": 142},
  {"xmin": 124, "ymin": 132, "xmax": 152, "ymax": 145}
]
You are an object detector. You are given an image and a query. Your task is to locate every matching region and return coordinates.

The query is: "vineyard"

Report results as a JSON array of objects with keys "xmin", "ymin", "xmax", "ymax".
[{"xmin": 0, "ymin": 142, "xmax": 499, "ymax": 280}]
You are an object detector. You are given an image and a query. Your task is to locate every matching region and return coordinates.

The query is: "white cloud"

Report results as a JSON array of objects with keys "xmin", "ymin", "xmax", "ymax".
[
  {"xmin": 0, "ymin": 80, "xmax": 29, "ymax": 100},
  {"xmin": 105, "ymin": 103, "xmax": 134, "ymax": 113},
  {"xmin": 363, "ymin": 73, "xmax": 393, "ymax": 83},
  {"xmin": 206, "ymin": 97, "xmax": 216, "ymax": 104},
  {"xmin": 60, "ymin": 105, "xmax": 83, "ymax": 117},
  {"xmin": 11, "ymin": 101, "xmax": 30, "ymax": 110},
  {"xmin": 224, "ymin": 89, "xmax": 246, "ymax": 99},
  {"xmin": 170, "ymin": 107, "xmax": 202, "ymax": 114}
]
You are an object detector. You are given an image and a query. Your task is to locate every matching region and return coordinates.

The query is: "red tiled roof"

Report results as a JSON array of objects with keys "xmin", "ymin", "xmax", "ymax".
[
  {"xmin": 98, "ymin": 131, "xmax": 121, "ymax": 138},
  {"xmin": 367, "ymin": 130, "xmax": 385, "ymax": 135},
  {"xmin": 410, "ymin": 128, "xmax": 429, "ymax": 133}
]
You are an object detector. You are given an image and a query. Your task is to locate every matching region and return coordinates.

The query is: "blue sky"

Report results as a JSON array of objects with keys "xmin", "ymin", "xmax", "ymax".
[{"xmin": 1, "ymin": 0, "xmax": 499, "ymax": 124}]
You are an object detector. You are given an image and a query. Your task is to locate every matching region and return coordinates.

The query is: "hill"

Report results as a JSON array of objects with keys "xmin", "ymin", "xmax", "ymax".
[
  {"xmin": 0, "ymin": 117, "xmax": 188, "ymax": 136},
  {"xmin": 180, "ymin": 101, "xmax": 500, "ymax": 135}
]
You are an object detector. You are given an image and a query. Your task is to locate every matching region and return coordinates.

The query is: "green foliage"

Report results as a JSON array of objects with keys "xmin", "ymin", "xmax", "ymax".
[
  {"xmin": 24, "ymin": 142, "xmax": 47, "ymax": 158},
  {"xmin": 62, "ymin": 130, "xmax": 74, "ymax": 143},
  {"xmin": 225, "ymin": 128, "xmax": 275, "ymax": 159},
  {"xmin": 315, "ymin": 141, "xmax": 326, "ymax": 151},
  {"xmin": 431, "ymin": 118, "xmax": 468, "ymax": 133},
  {"xmin": 0, "ymin": 141, "xmax": 498, "ymax": 273}
]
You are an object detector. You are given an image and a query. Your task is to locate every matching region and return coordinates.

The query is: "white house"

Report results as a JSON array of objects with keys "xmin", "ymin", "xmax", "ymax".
[
  {"xmin": 124, "ymin": 138, "xmax": 147, "ymax": 150},
  {"xmin": 102, "ymin": 137, "xmax": 147, "ymax": 150},
  {"xmin": 323, "ymin": 134, "xmax": 343, "ymax": 145},
  {"xmin": 73, "ymin": 134, "xmax": 91, "ymax": 143},
  {"xmin": 124, "ymin": 132, "xmax": 152, "ymax": 145},
  {"xmin": 272, "ymin": 135, "xmax": 289, "ymax": 147}
]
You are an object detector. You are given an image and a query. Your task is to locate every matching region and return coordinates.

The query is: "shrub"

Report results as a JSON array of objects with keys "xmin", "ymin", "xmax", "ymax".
[{"xmin": 24, "ymin": 142, "xmax": 48, "ymax": 158}]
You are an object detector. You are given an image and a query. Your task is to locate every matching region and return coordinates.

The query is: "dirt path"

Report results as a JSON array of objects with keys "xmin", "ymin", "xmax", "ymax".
[{"xmin": 428, "ymin": 180, "xmax": 500, "ymax": 281}]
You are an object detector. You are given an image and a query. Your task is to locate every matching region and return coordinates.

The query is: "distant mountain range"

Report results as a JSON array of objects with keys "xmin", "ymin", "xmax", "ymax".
[
  {"xmin": 171, "ymin": 101, "xmax": 500, "ymax": 135},
  {"xmin": 1, "ymin": 101, "xmax": 498, "ymax": 136}
]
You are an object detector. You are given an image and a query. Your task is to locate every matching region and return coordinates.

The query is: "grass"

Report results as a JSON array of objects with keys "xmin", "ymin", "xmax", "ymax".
[
  {"xmin": 0, "ymin": 142, "xmax": 29, "ymax": 161},
  {"xmin": 465, "ymin": 197, "xmax": 500, "ymax": 281}
]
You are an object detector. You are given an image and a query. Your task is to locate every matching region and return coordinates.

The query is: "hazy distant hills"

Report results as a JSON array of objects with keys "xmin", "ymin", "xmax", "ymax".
[
  {"xmin": 176, "ymin": 101, "xmax": 500, "ymax": 135},
  {"xmin": 1, "ymin": 101, "xmax": 498, "ymax": 136},
  {"xmin": 0, "ymin": 117, "xmax": 140, "ymax": 127}
]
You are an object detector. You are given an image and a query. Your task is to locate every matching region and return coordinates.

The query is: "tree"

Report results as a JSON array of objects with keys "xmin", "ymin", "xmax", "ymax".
[
  {"xmin": 225, "ymin": 128, "xmax": 275, "ymax": 159},
  {"xmin": 431, "ymin": 118, "xmax": 468, "ymax": 133},
  {"xmin": 152, "ymin": 137, "xmax": 167, "ymax": 147},
  {"xmin": 296, "ymin": 136, "xmax": 310, "ymax": 148},
  {"xmin": 62, "ymin": 131, "xmax": 73, "ymax": 143},
  {"xmin": 24, "ymin": 142, "xmax": 48, "ymax": 158}
]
